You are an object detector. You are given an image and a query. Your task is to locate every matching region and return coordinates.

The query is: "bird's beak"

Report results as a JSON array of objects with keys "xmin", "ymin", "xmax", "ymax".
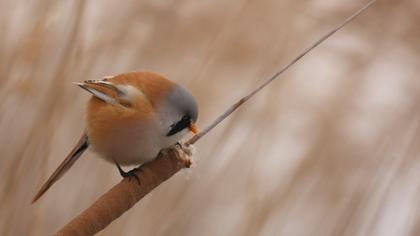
[{"xmin": 189, "ymin": 123, "xmax": 199, "ymax": 134}]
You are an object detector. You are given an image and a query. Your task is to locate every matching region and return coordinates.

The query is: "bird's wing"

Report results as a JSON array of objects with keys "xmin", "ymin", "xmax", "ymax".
[
  {"xmin": 32, "ymin": 133, "xmax": 89, "ymax": 203},
  {"xmin": 75, "ymin": 80, "xmax": 128, "ymax": 106}
]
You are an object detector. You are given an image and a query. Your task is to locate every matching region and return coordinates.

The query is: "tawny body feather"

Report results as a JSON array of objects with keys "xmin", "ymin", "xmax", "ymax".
[
  {"xmin": 86, "ymin": 72, "xmax": 183, "ymax": 165},
  {"xmin": 33, "ymin": 72, "xmax": 194, "ymax": 203}
]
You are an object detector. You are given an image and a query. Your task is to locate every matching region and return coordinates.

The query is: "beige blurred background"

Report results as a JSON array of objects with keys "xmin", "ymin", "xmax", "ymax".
[{"xmin": 1, "ymin": 0, "xmax": 419, "ymax": 235}]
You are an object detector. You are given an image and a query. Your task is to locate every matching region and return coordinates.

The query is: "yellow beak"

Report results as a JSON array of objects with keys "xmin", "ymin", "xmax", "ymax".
[{"xmin": 189, "ymin": 123, "xmax": 199, "ymax": 134}]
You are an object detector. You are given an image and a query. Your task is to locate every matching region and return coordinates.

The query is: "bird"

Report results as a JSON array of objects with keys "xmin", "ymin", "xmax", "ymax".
[{"xmin": 32, "ymin": 71, "xmax": 199, "ymax": 203}]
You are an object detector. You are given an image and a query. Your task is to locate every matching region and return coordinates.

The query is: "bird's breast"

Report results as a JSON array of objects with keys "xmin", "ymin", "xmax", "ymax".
[
  {"xmin": 86, "ymin": 98, "xmax": 169, "ymax": 165},
  {"xmin": 89, "ymin": 118, "xmax": 164, "ymax": 165}
]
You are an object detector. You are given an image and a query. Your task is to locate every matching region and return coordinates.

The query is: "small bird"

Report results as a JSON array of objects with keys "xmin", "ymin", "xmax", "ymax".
[{"xmin": 32, "ymin": 71, "xmax": 198, "ymax": 203}]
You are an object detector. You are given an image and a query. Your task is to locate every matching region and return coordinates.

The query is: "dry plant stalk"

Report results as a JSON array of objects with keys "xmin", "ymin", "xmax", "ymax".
[
  {"xmin": 56, "ymin": 1, "xmax": 375, "ymax": 235},
  {"xmin": 56, "ymin": 145, "xmax": 192, "ymax": 236}
]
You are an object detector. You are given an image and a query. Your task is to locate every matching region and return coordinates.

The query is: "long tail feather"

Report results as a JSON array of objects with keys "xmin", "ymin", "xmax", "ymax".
[{"xmin": 32, "ymin": 133, "xmax": 89, "ymax": 203}]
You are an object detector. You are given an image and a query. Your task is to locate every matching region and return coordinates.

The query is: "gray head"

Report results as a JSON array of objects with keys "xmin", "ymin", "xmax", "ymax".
[{"xmin": 161, "ymin": 84, "xmax": 198, "ymax": 137}]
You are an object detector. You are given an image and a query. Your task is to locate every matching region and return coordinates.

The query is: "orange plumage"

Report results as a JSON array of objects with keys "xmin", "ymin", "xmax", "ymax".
[{"xmin": 32, "ymin": 71, "xmax": 198, "ymax": 203}]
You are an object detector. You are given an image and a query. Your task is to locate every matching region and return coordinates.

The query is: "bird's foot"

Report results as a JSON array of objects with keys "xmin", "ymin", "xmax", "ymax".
[
  {"xmin": 115, "ymin": 162, "xmax": 141, "ymax": 184},
  {"xmin": 175, "ymin": 141, "xmax": 194, "ymax": 156}
]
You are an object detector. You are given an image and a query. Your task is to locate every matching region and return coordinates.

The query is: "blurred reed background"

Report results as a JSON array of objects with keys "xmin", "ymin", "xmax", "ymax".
[{"xmin": 1, "ymin": 0, "xmax": 419, "ymax": 235}]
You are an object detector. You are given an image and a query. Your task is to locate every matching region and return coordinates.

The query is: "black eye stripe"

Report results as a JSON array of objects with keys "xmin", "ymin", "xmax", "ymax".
[{"xmin": 167, "ymin": 115, "xmax": 191, "ymax": 136}]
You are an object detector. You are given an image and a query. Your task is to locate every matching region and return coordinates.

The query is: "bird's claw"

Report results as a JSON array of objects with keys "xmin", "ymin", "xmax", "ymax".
[{"xmin": 115, "ymin": 162, "xmax": 141, "ymax": 184}]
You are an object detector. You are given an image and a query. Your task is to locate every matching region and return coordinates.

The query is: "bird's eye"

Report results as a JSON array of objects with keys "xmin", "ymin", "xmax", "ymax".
[{"xmin": 167, "ymin": 115, "xmax": 191, "ymax": 136}]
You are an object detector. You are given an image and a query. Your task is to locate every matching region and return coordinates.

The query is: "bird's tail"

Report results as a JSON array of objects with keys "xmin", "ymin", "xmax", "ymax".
[{"xmin": 32, "ymin": 133, "xmax": 89, "ymax": 203}]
